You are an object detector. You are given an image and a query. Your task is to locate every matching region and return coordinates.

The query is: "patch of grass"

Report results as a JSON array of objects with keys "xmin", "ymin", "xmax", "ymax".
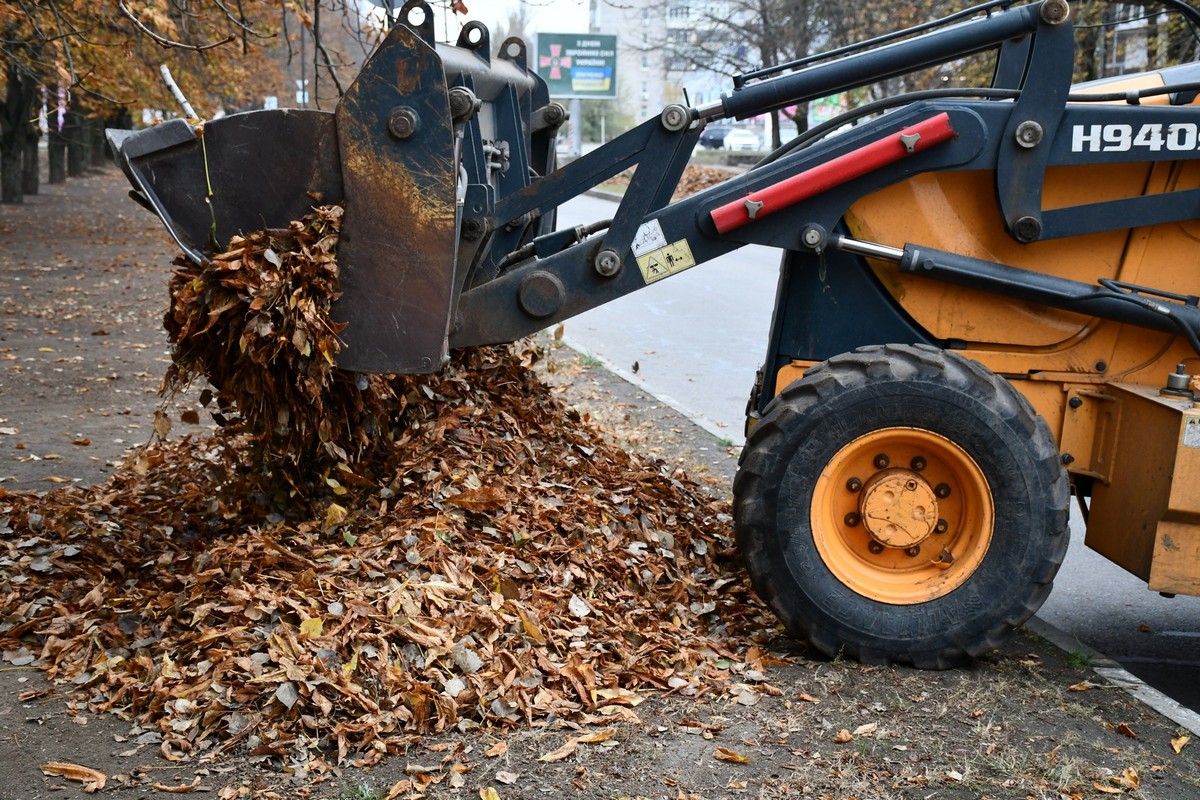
[
  {"xmin": 339, "ymin": 782, "xmax": 384, "ymax": 800},
  {"xmin": 1021, "ymin": 627, "xmax": 1053, "ymax": 647},
  {"xmin": 1068, "ymin": 650, "xmax": 1093, "ymax": 669},
  {"xmin": 579, "ymin": 352, "xmax": 604, "ymax": 368},
  {"xmin": 716, "ymin": 437, "xmax": 734, "ymax": 447}
]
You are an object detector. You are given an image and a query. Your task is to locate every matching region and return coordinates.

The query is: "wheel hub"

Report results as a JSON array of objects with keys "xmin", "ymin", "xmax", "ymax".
[
  {"xmin": 810, "ymin": 426, "xmax": 994, "ymax": 605},
  {"xmin": 860, "ymin": 469, "xmax": 938, "ymax": 549}
]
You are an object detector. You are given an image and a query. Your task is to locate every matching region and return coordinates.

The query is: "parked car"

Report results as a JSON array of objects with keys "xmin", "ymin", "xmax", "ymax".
[
  {"xmin": 723, "ymin": 129, "xmax": 762, "ymax": 151},
  {"xmin": 699, "ymin": 124, "xmax": 733, "ymax": 149}
]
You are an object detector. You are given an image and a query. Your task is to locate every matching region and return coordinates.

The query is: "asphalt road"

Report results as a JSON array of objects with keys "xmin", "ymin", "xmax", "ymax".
[{"xmin": 557, "ymin": 192, "xmax": 1200, "ymax": 713}]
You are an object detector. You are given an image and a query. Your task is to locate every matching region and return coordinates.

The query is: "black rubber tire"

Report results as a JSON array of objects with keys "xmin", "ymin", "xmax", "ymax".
[{"xmin": 733, "ymin": 344, "xmax": 1070, "ymax": 668}]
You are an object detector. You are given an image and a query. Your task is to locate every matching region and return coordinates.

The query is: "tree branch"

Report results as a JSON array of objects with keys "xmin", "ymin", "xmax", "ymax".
[
  {"xmin": 116, "ymin": 1, "xmax": 237, "ymax": 51},
  {"xmin": 211, "ymin": 0, "xmax": 276, "ymax": 41}
]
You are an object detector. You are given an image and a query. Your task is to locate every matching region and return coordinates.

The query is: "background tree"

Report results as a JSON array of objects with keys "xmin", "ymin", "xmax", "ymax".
[
  {"xmin": 646, "ymin": 0, "xmax": 1200, "ymax": 149},
  {"xmin": 0, "ymin": 0, "xmax": 395, "ymax": 202}
]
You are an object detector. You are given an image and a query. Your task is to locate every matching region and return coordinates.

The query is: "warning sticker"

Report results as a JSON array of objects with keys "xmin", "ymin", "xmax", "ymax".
[
  {"xmin": 632, "ymin": 220, "xmax": 668, "ymax": 257},
  {"xmin": 1184, "ymin": 416, "xmax": 1200, "ymax": 448},
  {"xmin": 636, "ymin": 239, "xmax": 697, "ymax": 284}
]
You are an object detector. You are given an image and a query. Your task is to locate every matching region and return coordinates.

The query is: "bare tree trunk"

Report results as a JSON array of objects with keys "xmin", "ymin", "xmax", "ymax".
[
  {"xmin": 1, "ymin": 67, "xmax": 37, "ymax": 203},
  {"xmin": 89, "ymin": 117, "xmax": 107, "ymax": 167},
  {"xmin": 49, "ymin": 127, "xmax": 67, "ymax": 183},
  {"xmin": 0, "ymin": 148, "xmax": 20, "ymax": 203},
  {"xmin": 65, "ymin": 109, "xmax": 86, "ymax": 177},
  {"xmin": 21, "ymin": 129, "xmax": 39, "ymax": 195}
]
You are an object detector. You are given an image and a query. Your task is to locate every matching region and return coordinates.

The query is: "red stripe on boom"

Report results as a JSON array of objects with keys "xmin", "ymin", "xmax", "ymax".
[{"xmin": 709, "ymin": 112, "xmax": 956, "ymax": 234}]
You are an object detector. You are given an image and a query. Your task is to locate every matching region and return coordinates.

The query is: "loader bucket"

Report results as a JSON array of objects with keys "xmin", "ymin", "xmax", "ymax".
[{"xmin": 108, "ymin": 14, "xmax": 462, "ymax": 374}]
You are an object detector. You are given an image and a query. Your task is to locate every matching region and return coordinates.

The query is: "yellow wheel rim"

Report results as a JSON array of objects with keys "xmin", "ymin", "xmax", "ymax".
[{"xmin": 810, "ymin": 427, "xmax": 994, "ymax": 605}]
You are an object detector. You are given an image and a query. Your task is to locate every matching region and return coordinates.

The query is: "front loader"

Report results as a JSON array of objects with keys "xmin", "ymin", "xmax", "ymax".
[{"xmin": 108, "ymin": 0, "xmax": 1200, "ymax": 667}]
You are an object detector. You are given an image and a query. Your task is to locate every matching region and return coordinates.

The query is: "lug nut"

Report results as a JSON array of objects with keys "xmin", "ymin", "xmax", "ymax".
[
  {"xmin": 868, "ymin": 541, "xmax": 885, "ymax": 555},
  {"xmin": 844, "ymin": 512, "xmax": 860, "ymax": 527},
  {"xmin": 873, "ymin": 454, "xmax": 890, "ymax": 469},
  {"xmin": 905, "ymin": 545, "xmax": 921, "ymax": 557},
  {"xmin": 935, "ymin": 518, "xmax": 948, "ymax": 534},
  {"xmin": 934, "ymin": 483, "xmax": 951, "ymax": 498},
  {"xmin": 846, "ymin": 477, "xmax": 862, "ymax": 493},
  {"xmin": 905, "ymin": 479, "xmax": 918, "ymax": 491},
  {"xmin": 910, "ymin": 456, "xmax": 926, "ymax": 471}
]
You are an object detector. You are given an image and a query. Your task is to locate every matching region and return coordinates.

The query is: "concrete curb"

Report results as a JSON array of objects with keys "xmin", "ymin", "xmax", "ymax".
[
  {"xmin": 559, "ymin": 333, "xmax": 746, "ymax": 447},
  {"xmin": 1026, "ymin": 616, "xmax": 1200, "ymax": 736}
]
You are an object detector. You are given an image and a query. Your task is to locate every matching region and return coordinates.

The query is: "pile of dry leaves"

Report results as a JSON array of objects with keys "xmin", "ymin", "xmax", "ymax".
[
  {"xmin": 160, "ymin": 204, "xmax": 399, "ymax": 476},
  {"xmin": 0, "ymin": 204, "xmax": 772, "ymax": 777}
]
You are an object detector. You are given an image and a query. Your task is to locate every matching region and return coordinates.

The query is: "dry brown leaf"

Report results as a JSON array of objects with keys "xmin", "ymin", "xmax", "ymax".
[
  {"xmin": 39, "ymin": 762, "xmax": 106, "ymax": 791},
  {"xmin": 714, "ymin": 746, "xmax": 751, "ymax": 764},
  {"xmin": 853, "ymin": 722, "xmax": 879, "ymax": 737},
  {"xmin": 797, "ymin": 692, "xmax": 820, "ymax": 703},
  {"xmin": 151, "ymin": 777, "xmax": 208, "ymax": 793},
  {"xmin": 1117, "ymin": 767, "xmax": 1140, "ymax": 790},
  {"xmin": 445, "ymin": 485, "xmax": 508, "ymax": 513},
  {"xmin": 486, "ymin": 741, "xmax": 508, "ymax": 758},
  {"xmin": 1092, "ymin": 782, "xmax": 1125, "ymax": 795},
  {"xmin": 538, "ymin": 737, "xmax": 579, "ymax": 763},
  {"xmin": 1172, "ymin": 734, "xmax": 1191, "ymax": 753},
  {"xmin": 833, "ymin": 729, "xmax": 853, "ymax": 744},
  {"xmin": 596, "ymin": 687, "xmax": 644, "ymax": 707},
  {"xmin": 480, "ymin": 788, "xmax": 502, "ymax": 800},
  {"xmin": 1116, "ymin": 722, "xmax": 1138, "ymax": 739},
  {"xmin": 386, "ymin": 781, "xmax": 415, "ymax": 800}
]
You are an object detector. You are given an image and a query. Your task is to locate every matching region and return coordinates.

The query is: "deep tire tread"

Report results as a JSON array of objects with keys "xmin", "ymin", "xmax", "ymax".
[{"xmin": 734, "ymin": 344, "xmax": 1070, "ymax": 669}]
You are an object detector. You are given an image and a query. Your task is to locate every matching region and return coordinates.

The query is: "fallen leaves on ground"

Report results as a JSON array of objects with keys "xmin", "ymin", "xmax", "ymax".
[
  {"xmin": 0, "ymin": 207, "xmax": 771, "ymax": 776},
  {"xmin": 0, "ymin": 343, "xmax": 768, "ymax": 770}
]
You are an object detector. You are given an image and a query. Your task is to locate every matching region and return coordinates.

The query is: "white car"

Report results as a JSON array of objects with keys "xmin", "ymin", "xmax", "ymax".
[{"xmin": 723, "ymin": 129, "xmax": 761, "ymax": 151}]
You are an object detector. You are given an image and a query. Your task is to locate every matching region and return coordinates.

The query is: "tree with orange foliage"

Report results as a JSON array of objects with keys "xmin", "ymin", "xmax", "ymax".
[{"xmin": 0, "ymin": 0, "xmax": 403, "ymax": 202}]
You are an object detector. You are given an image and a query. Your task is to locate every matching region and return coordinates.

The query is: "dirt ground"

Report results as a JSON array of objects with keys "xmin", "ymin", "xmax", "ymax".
[{"xmin": 2, "ymin": 161, "xmax": 1200, "ymax": 800}]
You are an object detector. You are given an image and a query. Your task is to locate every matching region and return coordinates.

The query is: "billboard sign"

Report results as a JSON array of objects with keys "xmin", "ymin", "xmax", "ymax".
[{"xmin": 535, "ymin": 33, "xmax": 618, "ymax": 99}]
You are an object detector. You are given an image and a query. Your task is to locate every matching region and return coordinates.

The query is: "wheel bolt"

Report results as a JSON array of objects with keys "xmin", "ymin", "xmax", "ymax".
[
  {"xmin": 905, "ymin": 479, "xmax": 918, "ymax": 491},
  {"xmin": 910, "ymin": 456, "xmax": 926, "ymax": 471},
  {"xmin": 844, "ymin": 512, "xmax": 860, "ymax": 527},
  {"xmin": 935, "ymin": 518, "xmax": 948, "ymax": 534},
  {"xmin": 874, "ymin": 454, "xmax": 890, "ymax": 469},
  {"xmin": 868, "ymin": 541, "xmax": 885, "ymax": 555},
  {"xmin": 934, "ymin": 483, "xmax": 951, "ymax": 498},
  {"xmin": 905, "ymin": 545, "xmax": 921, "ymax": 557},
  {"xmin": 846, "ymin": 477, "xmax": 862, "ymax": 492}
]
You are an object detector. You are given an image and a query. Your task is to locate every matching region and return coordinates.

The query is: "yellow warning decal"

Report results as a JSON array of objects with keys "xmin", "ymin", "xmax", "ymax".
[{"xmin": 636, "ymin": 239, "xmax": 696, "ymax": 284}]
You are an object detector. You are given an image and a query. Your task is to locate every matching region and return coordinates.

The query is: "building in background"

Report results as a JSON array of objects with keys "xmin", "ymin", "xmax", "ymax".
[{"xmin": 587, "ymin": 0, "xmax": 747, "ymax": 126}]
